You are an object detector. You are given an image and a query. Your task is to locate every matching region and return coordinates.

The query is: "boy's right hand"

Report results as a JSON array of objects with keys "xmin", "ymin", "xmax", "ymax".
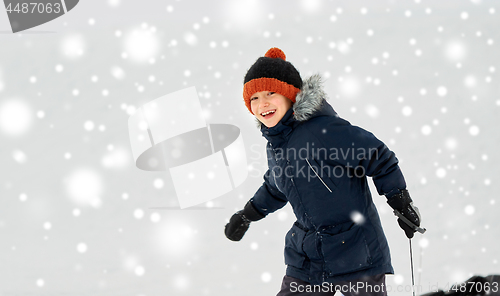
[
  {"xmin": 224, "ymin": 211, "xmax": 251, "ymax": 241},
  {"xmin": 224, "ymin": 201, "xmax": 265, "ymax": 241}
]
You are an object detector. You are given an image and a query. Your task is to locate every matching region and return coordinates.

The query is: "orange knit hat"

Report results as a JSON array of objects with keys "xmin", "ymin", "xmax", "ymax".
[{"xmin": 243, "ymin": 48, "xmax": 302, "ymax": 114}]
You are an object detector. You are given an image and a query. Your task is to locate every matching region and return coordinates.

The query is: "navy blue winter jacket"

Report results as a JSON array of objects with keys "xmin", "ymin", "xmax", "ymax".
[{"xmin": 249, "ymin": 74, "xmax": 406, "ymax": 284}]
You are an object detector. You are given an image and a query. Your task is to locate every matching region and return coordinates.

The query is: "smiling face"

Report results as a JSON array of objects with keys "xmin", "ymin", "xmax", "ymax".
[{"xmin": 250, "ymin": 91, "xmax": 293, "ymax": 128}]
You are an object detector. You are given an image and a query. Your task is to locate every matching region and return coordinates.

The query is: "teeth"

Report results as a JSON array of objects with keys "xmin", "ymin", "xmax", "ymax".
[{"xmin": 261, "ymin": 110, "xmax": 276, "ymax": 116}]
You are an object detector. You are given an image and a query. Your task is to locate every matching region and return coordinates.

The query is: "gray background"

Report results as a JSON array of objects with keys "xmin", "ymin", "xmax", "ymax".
[{"xmin": 0, "ymin": 0, "xmax": 499, "ymax": 295}]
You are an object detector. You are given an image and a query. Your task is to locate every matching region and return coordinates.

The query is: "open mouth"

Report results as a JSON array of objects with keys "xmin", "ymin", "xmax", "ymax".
[{"xmin": 261, "ymin": 110, "xmax": 276, "ymax": 118}]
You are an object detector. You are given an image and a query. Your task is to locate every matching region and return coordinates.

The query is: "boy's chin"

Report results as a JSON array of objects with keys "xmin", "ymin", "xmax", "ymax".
[
  {"xmin": 256, "ymin": 118, "xmax": 271, "ymax": 128},
  {"xmin": 255, "ymin": 115, "xmax": 280, "ymax": 128}
]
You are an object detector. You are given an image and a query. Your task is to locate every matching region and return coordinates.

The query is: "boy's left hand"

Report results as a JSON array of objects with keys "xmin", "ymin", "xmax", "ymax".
[{"xmin": 386, "ymin": 189, "xmax": 422, "ymax": 238}]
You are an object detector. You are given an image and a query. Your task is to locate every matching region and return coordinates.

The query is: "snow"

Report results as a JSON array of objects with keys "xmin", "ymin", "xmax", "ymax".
[
  {"xmin": 19, "ymin": 193, "xmax": 28, "ymax": 202},
  {"xmin": 1, "ymin": 1, "xmax": 499, "ymax": 295},
  {"xmin": 156, "ymin": 221, "xmax": 195, "ymax": 255},
  {"xmin": 83, "ymin": 120, "xmax": 95, "ymax": 131},
  {"xmin": 60, "ymin": 34, "xmax": 86, "ymax": 59},
  {"xmin": 173, "ymin": 274, "xmax": 189, "ymax": 290},
  {"xmin": 464, "ymin": 205, "xmax": 475, "ymax": 215},
  {"xmin": 261, "ymin": 272, "xmax": 272, "ymax": 283},
  {"xmin": 365, "ymin": 104, "xmax": 380, "ymax": 118},
  {"xmin": 77, "ymin": 243, "xmax": 88, "ymax": 253},
  {"xmin": 124, "ymin": 27, "xmax": 159, "ymax": 63},
  {"xmin": 445, "ymin": 138, "xmax": 458, "ymax": 150},
  {"xmin": 134, "ymin": 265, "xmax": 145, "ymax": 276},
  {"xmin": 150, "ymin": 212, "xmax": 161, "ymax": 223},
  {"xmin": 394, "ymin": 274, "xmax": 405, "ymax": 285},
  {"xmin": 351, "ymin": 211, "xmax": 366, "ymax": 225},
  {"xmin": 469, "ymin": 125, "xmax": 480, "ymax": 136},
  {"xmin": 184, "ymin": 32, "xmax": 198, "ymax": 46},
  {"xmin": 72, "ymin": 208, "xmax": 81, "ymax": 217},
  {"xmin": 153, "ymin": 178, "xmax": 164, "ymax": 189},
  {"xmin": 108, "ymin": 0, "xmax": 120, "ymax": 7},
  {"xmin": 12, "ymin": 149, "xmax": 27, "ymax": 163},
  {"xmin": 65, "ymin": 168, "xmax": 103, "ymax": 207},
  {"xmin": 43, "ymin": 222, "xmax": 52, "ymax": 230},
  {"xmin": 421, "ymin": 125, "xmax": 432, "ymax": 135},
  {"xmin": 445, "ymin": 41, "xmax": 467, "ymax": 60},
  {"xmin": 437, "ymin": 86, "xmax": 448, "ymax": 97},
  {"xmin": 111, "ymin": 66, "xmax": 125, "ymax": 79},
  {"xmin": 134, "ymin": 209, "xmax": 144, "ymax": 220},
  {"xmin": 465, "ymin": 75, "xmax": 478, "ymax": 88},
  {"xmin": 0, "ymin": 100, "xmax": 33, "ymax": 136},
  {"xmin": 277, "ymin": 211, "xmax": 288, "ymax": 221},
  {"xmin": 436, "ymin": 168, "xmax": 447, "ymax": 178},
  {"xmin": 339, "ymin": 76, "xmax": 360, "ymax": 96},
  {"xmin": 402, "ymin": 106, "xmax": 413, "ymax": 116}
]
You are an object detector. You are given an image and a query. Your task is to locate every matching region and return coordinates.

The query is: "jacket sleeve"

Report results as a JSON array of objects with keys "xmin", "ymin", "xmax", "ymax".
[
  {"xmin": 310, "ymin": 119, "xmax": 407, "ymax": 196},
  {"xmin": 249, "ymin": 169, "xmax": 288, "ymax": 217}
]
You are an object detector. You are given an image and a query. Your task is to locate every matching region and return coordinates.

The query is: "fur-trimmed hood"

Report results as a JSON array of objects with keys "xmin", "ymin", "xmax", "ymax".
[
  {"xmin": 256, "ymin": 74, "xmax": 336, "ymax": 129},
  {"xmin": 293, "ymin": 73, "xmax": 331, "ymax": 121}
]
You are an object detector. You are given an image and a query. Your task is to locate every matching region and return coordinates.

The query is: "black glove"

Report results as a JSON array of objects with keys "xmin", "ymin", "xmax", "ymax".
[
  {"xmin": 386, "ymin": 189, "xmax": 421, "ymax": 238},
  {"xmin": 225, "ymin": 201, "xmax": 265, "ymax": 241}
]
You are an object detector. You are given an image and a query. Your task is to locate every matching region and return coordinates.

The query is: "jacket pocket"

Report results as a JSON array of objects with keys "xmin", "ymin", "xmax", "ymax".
[
  {"xmin": 284, "ymin": 223, "xmax": 307, "ymax": 269},
  {"xmin": 320, "ymin": 224, "xmax": 372, "ymax": 276}
]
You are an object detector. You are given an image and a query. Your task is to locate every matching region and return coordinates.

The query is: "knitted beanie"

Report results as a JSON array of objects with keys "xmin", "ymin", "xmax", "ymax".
[{"xmin": 243, "ymin": 47, "xmax": 302, "ymax": 114}]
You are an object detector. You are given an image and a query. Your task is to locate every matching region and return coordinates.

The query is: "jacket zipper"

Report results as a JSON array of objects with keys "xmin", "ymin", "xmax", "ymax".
[
  {"xmin": 305, "ymin": 158, "xmax": 332, "ymax": 193},
  {"xmin": 270, "ymin": 143, "xmax": 282, "ymax": 193},
  {"xmin": 273, "ymin": 169, "xmax": 282, "ymax": 193}
]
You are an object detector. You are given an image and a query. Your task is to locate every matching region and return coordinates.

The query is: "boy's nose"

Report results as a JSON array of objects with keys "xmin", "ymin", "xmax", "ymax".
[{"xmin": 259, "ymin": 97, "xmax": 269, "ymax": 107}]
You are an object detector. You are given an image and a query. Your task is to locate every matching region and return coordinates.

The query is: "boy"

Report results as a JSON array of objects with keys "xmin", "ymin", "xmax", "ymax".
[{"xmin": 225, "ymin": 48, "xmax": 422, "ymax": 296}]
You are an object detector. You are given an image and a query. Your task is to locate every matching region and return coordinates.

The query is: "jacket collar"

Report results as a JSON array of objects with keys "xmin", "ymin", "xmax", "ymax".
[
  {"xmin": 258, "ymin": 74, "xmax": 337, "ymax": 143},
  {"xmin": 260, "ymin": 107, "xmax": 296, "ymax": 143}
]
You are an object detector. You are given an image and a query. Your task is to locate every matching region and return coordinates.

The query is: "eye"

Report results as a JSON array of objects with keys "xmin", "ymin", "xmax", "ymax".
[
  {"xmin": 268, "ymin": 92, "xmax": 275, "ymax": 96},
  {"xmin": 250, "ymin": 97, "xmax": 258, "ymax": 101}
]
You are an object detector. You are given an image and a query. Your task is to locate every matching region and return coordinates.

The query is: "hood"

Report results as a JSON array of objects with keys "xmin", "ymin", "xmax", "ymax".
[
  {"xmin": 293, "ymin": 73, "xmax": 335, "ymax": 121},
  {"xmin": 255, "ymin": 74, "xmax": 336, "ymax": 129}
]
